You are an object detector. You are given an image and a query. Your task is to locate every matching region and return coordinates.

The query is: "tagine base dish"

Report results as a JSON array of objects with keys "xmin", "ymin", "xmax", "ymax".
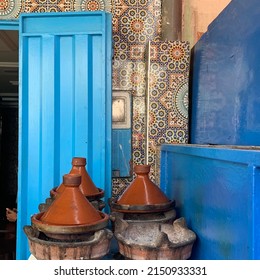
[
  {"xmin": 114, "ymin": 218, "xmax": 196, "ymax": 260},
  {"xmin": 24, "ymin": 226, "xmax": 113, "ymax": 260}
]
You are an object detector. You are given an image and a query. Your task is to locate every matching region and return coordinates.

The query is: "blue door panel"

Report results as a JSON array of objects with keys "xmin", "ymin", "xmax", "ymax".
[
  {"xmin": 17, "ymin": 12, "xmax": 112, "ymax": 259},
  {"xmin": 21, "ymin": 13, "xmax": 104, "ymax": 34}
]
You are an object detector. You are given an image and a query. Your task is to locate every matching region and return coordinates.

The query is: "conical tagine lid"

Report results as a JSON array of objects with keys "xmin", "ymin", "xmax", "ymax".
[
  {"xmin": 112, "ymin": 165, "xmax": 174, "ymax": 213},
  {"xmin": 40, "ymin": 174, "xmax": 103, "ymax": 225},
  {"xmin": 55, "ymin": 157, "xmax": 104, "ymax": 199}
]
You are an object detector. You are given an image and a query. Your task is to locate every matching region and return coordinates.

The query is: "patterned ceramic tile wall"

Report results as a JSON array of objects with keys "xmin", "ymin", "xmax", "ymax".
[
  {"xmin": 148, "ymin": 41, "xmax": 190, "ymax": 183},
  {"xmin": 0, "ymin": 0, "xmax": 190, "ymax": 198},
  {"xmin": 0, "ymin": 0, "xmax": 22, "ymax": 18}
]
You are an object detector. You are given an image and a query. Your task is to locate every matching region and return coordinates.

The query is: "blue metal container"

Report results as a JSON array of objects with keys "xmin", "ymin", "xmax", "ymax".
[
  {"xmin": 190, "ymin": 0, "xmax": 260, "ymax": 145},
  {"xmin": 17, "ymin": 11, "xmax": 112, "ymax": 259},
  {"xmin": 160, "ymin": 144, "xmax": 260, "ymax": 259}
]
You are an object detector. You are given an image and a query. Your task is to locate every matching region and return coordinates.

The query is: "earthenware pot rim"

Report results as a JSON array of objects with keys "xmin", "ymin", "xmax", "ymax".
[
  {"xmin": 31, "ymin": 211, "xmax": 109, "ymax": 234},
  {"xmin": 110, "ymin": 200, "xmax": 175, "ymax": 213}
]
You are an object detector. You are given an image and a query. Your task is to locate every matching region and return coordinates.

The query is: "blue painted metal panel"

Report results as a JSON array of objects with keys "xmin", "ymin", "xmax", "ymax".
[
  {"xmin": 112, "ymin": 129, "xmax": 132, "ymax": 177},
  {"xmin": 20, "ymin": 13, "xmax": 104, "ymax": 34},
  {"xmin": 160, "ymin": 144, "xmax": 260, "ymax": 260},
  {"xmin": 190, "ymin": 0, "xmax": 260, "ymax": 145},
  {"xmin": 17, "ymin": 12, "xmax": 112, "ymax": 259}
]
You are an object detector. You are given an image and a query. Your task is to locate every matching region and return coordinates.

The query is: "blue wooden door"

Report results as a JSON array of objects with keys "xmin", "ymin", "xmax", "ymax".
[{"xmin": 17, "ymin": 12, "xmax": 112, "ymax": 259}]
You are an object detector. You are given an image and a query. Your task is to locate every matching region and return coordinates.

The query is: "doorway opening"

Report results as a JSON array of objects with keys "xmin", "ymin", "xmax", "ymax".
[{"xmin": 0, "ymin": 29, "xmax": 19, "ymax": 260}]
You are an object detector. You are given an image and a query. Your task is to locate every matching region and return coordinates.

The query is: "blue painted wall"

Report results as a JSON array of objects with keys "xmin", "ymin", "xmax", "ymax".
[
  {"xmin": 160, "ymin": 144, "xmax": 260, "ymax": 260},
  {"xmin": 190, "ymin": 0, "xmax": 260, "ymax": 145}
]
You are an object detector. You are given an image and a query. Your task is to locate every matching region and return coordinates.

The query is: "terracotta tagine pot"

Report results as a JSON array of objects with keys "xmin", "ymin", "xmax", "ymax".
[
  {"xmin": 50, "ymin": 157, "xmax": 104, "ymax": 200},
  {"xmin": 110, "ymin": 164, "xmax": 174, "ymax": 213},
  {"xmin": 32, "ymin": 174, "xmax": 109, "ymax": 240}
]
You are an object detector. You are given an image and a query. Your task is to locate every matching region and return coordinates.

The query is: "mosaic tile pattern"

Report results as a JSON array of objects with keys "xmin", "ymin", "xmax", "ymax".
[
  {"xmin": 48, "ymin": 0, "xmax": 75, "ymax": 12},
  {"xmin": 19, "ymin": 0, "xmax": 112, "ymax": 15},
  {"xmin": 112, "ymin": 60, "xmax": 147, "ymax": 96},
  {"xmin": 75, "ymin": 0, "xmax": 112, "ymax": 12},
  {"xmin": 20, "ymin": 0, "xmax": 75, "ymax": 13},
  {"xmin": 0, "ymin": 0, "xmax": 190, "ymax": 199},
  {"xmin": 147, "ymin": 41, "xmax": 190, "ymax": 182},
  {"xmin": 0, "ymin": 0, "xmax": 21, "ymax": 19},
  {"xmin": 111, "ymin": 0, "xmax": 161, "ymax": 63}
]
